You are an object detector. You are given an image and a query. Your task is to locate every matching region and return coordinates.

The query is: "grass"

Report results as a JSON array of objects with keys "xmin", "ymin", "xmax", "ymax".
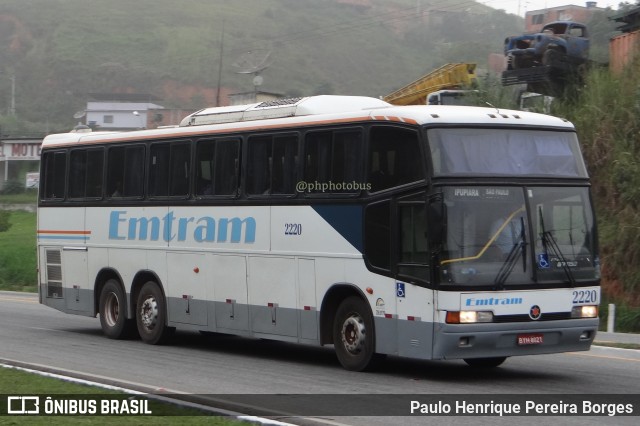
[
  {"xmin": 0, "ymin": 210, "xmax": 37, "ymax": 292},
  {"xmin": 0, "ymin": 367, "xmax": 249, "ymax": 424},
  {"xmin": 0, "ymin": 191, "xmax": 38, "ymax": 204}
]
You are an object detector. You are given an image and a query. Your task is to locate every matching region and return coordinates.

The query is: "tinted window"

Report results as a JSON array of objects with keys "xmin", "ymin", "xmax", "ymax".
[
  {"xmin": 368, "ymin": 126, "xmax": 424, "ymax": 192},
  {"xmin": 42, "ymin": 151, "xmax": 67, "ymax": 200},
  {"xmin": 304, "ymin": 129, "xmax": 361, "ymax": 193},
  {"xmin": 195, "ymin": 138, "xmax": 240, "ymax": 196},
  {"xmin": 246, "ymin": 134, "xmax": 298, "ymax": 195},
  {"xmin": 69, "ymin": 148, "xmax": 104, "ymax": 199},
  {"xmin": 149, "ymin": 141, "xmax": 191, "ymax": 197},
  {"xmin": 364, "ymin": 201, "xmax": 391, "ymax": 270},
  {"xmin": 107, "ymin": 145, "xmax": 145, "ymax": 198}
]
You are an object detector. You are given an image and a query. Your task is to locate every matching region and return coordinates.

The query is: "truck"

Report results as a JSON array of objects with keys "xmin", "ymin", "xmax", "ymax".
[
  {"xmin": 502, "ymin": 21, "xmax": 589, "ymax": 95},
  {"xmin": 383, "ymin": 63, "xmax": 477, "ymax": 106}
]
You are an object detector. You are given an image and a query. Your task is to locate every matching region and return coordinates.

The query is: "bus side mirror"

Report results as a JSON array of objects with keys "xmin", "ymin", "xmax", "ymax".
[{"xmin": 427, "ymin": 194, "xmax": 445, "ymax": 247}]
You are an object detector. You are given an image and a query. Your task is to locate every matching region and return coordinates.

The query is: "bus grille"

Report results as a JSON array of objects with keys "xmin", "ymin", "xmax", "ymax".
[
  {"xmin": 45, "ymin": 249, "xmax": 63, "ymax": 299},
  {"xmin": 493, "ymin": 312, "xmax": 571, "ymax": 322}
]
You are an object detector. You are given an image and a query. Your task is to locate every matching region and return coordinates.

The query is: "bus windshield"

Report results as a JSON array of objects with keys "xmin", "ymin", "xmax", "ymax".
[
  {"xmin": 439, "ymin": 186, "xmax": 599, "ymax": 287},
  {"xmin": 428, "ymin": 128, "xmax": 588, "ymax": 178}
]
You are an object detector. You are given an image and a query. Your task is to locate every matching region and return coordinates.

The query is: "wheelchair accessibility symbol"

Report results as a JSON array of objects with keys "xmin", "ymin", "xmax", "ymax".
[
  {"xmin": 537, "ymin": 253, "xmax": 550, "ymax": 269},
  {"xmin": 396, "ymin": 282, "xmax": 405, "ymax": 298}
]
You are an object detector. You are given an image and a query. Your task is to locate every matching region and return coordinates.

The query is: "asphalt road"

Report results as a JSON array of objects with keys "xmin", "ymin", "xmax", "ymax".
[{"xmin": 1, "ymin": 291, "xmax": 639, "ymax": 425}]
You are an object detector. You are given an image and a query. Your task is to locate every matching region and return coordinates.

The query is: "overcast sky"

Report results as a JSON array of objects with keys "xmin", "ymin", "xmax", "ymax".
[{"xmin": 481, "ymin": 0, "xmax": 622, "ymax": 16}]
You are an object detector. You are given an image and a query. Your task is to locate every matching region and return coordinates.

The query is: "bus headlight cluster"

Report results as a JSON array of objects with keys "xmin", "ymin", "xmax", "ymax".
[
  {"xmin": 571, "ymin": 305, "xmax": 598, "ymax": 318},
  {"xmin": 446, "ymin": 311, "xmax": 494, "ymax": 324}
]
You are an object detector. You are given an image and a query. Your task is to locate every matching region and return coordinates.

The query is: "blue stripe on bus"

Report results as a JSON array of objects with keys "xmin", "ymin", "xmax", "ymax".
[{"xmin": 311, "ymin": 205, "xmax": 363, "ymax": 253}]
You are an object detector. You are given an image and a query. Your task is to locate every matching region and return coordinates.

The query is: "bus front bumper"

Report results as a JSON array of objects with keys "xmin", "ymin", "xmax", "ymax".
[{"xmin": 432, "ymin": 318, "xmax": 599, "ymax": 360}]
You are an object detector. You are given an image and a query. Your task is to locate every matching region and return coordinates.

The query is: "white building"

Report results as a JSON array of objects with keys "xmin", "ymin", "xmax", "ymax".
[{"xmin": 84, "ymin": 93, "xmax": 165, "ymax": 130}]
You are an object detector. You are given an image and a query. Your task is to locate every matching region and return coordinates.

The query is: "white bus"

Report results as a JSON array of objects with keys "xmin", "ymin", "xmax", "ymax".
[{"xmin": 38, "ymin": 95, "xmax": 600, "ymax": 371}]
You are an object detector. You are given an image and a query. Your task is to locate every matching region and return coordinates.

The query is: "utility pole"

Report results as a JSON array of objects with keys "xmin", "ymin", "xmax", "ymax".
[
  {"xmin": 215, "ymin": 21, "xmax": 225, "ymax": 107},
  {"xmin": 9, "ymin": 74, "xmax": 15, "ymax": 116},
  {"xmin": 1, "ymin": 73, "xmax": 15, "ymax": 116}
]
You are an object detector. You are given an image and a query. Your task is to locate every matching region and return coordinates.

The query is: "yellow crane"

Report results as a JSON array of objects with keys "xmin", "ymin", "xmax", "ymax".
[{"xmin": 383, "ymin": 63, "xmax": 477, "ymax": 105}]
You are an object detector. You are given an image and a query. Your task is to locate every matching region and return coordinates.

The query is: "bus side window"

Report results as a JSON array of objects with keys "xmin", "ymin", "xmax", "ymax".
[
  {"xmin": 169, "ymin": 143, "xmax": 190, "ymax": 197},
  {"xmin": 213, "ymin": 139, "xmax": 240, "ymax": 196},
  {"xmin": 246, "ymin": 134, "xmax": 297, "ymax": 196},
  {"xmin": 42, "ymin": 151, "xmax": 67, "ymax": 200},
  {"xmin": 196, "ymin": 138, "xmax": 240, "ymax": 197},
  {"xmin": 67, "ymin": 148, "xmax": 103, "ymax": 199},
  {"xmin": 368, "ymin": 126, "xmax": 424, "ymax": 193},
  {"xmin": 247, "ymin": 135, "xmax": 272, "ymax": 195},
  {"xmin": 148, "ymin": 141, "xmax": 190, "ymax": 198},
  {"xmin": 85, "ymin": 149, "xmax": 104, "ymax": 198},
  {"xmin": 107, "ymin": 145, "xmax": 144, "ymax": 198},
  {"xmin": 272, "ymin": 135, "xmax": 298, "ymax": 195},
  {"xmin": 68, "ymin": 150, "xmax": 87, "ymax": 199},
  {"xmin": 364, "ymin": 200, "xmax": 391, "ymax": 271},
  {"xmin": 304, "ymin": 129, "xmax": 362, "ymax": 193}
]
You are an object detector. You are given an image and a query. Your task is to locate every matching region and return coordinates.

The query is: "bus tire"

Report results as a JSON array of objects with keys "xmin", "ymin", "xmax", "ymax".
[
  {"xmin": 464, "ymin": 357, "xmax": 507, "ymax": 368},
  {"xmin": 99, "ymin": 279, "xmax": 135, "ymax": 339},
  {"xmin": 333, "ymin": 296, "xmax": 384, "ymax": 371},
  {"xmin": 136, "ymin": 281, "xmax": 173, "ymax": 345}
]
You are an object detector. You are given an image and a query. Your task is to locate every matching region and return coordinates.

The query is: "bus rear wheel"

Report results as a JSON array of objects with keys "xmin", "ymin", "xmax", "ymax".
[
  {"xmin": 99, "ymin": 279, "xmax": 135, "ymax": 339},
  {"xmin": 333, "ymin": 296, "xmax": 384, "ymax": 371},
  {"xmin": 464, "ymin": 357, "xmax": 507, "ymax": 368},
  {"xmin": 136, "ymin": 281, "xmax": 173, "ymax": 345}
]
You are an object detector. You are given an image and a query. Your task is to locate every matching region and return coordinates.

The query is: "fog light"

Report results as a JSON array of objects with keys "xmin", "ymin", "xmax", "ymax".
[
  {"xmin": 580, "ymin": 331, "xmax": 592, "ymax": 340},
  {"xmin": 459, "ymin": 337, "xmax": 472, "ymax": 347},
  {"xmin": 571, "ymin": 305, "xmax": 598, "ymax": 318}
]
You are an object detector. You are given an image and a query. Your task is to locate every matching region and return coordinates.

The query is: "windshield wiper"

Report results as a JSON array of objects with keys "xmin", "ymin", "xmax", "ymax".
[
  {"xmin": 539, "ymin": 206, "xmax": 576, "ymax": 287},
  {"xmin": 495, "ymin": 217, "xmax": 527, "ymax": 288}
]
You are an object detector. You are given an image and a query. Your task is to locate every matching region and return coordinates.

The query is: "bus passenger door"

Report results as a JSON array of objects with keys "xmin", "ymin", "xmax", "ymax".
[
  {"xmin": 395, "ymin": 198, "xmax": 434, "ymax": 359},
  {"xmin": 167, "ymin": 252, "xmax": 208, "ymax": 326},
  {"xmin": 211, "ymin": 254, "xmax": 249, "ymax": 332}
]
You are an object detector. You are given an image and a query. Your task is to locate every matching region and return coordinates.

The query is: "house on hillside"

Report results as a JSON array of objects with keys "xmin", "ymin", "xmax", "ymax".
[
  {"xmin": 84, "ymin": 93, "xmax": 165, "ymax": 130},
  {"xmin": 228, "ymin": 91, "xmax": 285, "ymax": 106},
  {"xmin": 525, "ymin": 2, "xmax": 604, "ymax": 31},
  {"xmin": 82, "ymin": 93, "xmax": 195, "ymax": 130}
]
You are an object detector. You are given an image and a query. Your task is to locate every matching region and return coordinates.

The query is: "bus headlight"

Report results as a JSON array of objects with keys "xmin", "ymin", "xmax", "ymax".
[
  {"xmin": 571, "ymin": 305, "xmax": 598, "ymax": 318},
  {"xmin": 446, "ymin": 311, "xmax": 494, "ymax": 324}
]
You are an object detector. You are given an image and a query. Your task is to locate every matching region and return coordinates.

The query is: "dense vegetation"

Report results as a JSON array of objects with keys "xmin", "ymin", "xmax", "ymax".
[{"xmin": 557, "ymin": 61, "xmax": 640, "ymax": 309}]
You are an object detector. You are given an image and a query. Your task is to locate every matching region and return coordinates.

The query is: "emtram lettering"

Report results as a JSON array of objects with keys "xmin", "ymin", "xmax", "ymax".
[
  {"xmin": 465, "ymin": 297, "xmax": 523, "ymax": 306},
  {"xmin": 108, "ymin": 210, "xmax": 256, "ymax": 243}
]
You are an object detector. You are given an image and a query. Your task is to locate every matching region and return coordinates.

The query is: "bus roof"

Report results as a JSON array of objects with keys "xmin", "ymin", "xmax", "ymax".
[{"xmin": 42, "ymin": 95, "xmax": 574, "ymax": 148}]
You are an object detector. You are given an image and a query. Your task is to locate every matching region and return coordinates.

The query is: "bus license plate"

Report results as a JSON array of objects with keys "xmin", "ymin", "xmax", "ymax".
[{"xmin": 517, "ymin": 334, "xmax": 544, "ymax": 345}]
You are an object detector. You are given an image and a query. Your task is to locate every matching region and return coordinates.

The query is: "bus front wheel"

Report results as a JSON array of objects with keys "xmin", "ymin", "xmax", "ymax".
[
  {"xmin": 99, "ymin": 279, "xmax": 135, "ymax": 339},
  {"xmin": 333, "ymin": 296, "xmax": 384, "ymax": 371},
  {"xmin": 464, "ymin": 357, "xmax": 507, "ymax": 368},
  {"xmin": 136, "ymin": 281, "xmax": 173, "ymax": 345}
]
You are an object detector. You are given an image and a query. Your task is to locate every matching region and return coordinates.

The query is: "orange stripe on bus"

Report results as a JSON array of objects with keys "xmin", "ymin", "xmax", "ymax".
[{"xmin": 43, "ymin": 115, "xmax": 379, "ymax": 148}]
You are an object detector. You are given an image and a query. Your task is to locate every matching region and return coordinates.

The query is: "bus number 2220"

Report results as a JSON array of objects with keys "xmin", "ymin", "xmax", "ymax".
[{"xmin": 285, "ymin": 223, "xmax": 302, "ymax": 235}]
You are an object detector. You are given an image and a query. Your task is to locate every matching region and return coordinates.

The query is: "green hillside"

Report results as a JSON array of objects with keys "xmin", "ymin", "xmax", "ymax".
[{"xmin": 0, "ymin": 0, "xmax": 522, "ymax": 131}]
